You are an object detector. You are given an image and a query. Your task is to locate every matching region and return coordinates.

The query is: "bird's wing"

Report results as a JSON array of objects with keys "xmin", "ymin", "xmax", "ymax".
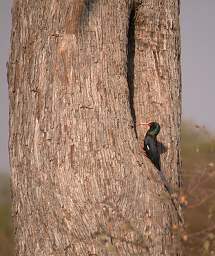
[
  {"xmin": 144, "ymin": 136, "xmax": 172, "ymax": 191},
  {"xmin": 144, "ymin": 136, "xmax": 161, "ymax": 170}
]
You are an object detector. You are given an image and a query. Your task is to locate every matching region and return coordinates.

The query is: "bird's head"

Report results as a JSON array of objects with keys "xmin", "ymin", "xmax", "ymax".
[{"xmin": 139, "ymin": 121, "xmax": 161, "ymax": 137}]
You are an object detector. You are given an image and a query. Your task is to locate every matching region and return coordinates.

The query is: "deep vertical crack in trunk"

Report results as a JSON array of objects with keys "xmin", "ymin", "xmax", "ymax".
[{"xmin": 127, "ymin": 7, "xmax": 137, "ymax": 138}]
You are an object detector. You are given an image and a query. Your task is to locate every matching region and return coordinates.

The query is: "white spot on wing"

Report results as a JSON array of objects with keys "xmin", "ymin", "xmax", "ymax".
[{"xmin": 147, "ymin": 145, "xmax": 150, "ymax": 150}]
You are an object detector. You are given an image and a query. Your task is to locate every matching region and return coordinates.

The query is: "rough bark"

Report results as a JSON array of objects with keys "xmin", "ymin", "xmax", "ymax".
[{"xmin": 8, "ymin": 0, "xmax": 182, "ymax": 255}]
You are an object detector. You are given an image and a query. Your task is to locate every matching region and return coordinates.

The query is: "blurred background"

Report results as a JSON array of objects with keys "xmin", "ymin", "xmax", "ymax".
[{"xmin": 0, "ymin": 0, "xmax": 215, "ymax": 255}]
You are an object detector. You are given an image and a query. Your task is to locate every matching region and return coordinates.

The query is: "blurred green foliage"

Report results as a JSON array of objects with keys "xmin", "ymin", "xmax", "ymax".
[
  {"xmin": 0, "ymin": 174, "xmax": 13, "ymax": 256},
  {"xmin": 0, "ymin": 121, "xmax": 215, "ymax": 255},
  {"xmin": 182, "ymin": 121, "xmax": 215, "ymax": 255}
]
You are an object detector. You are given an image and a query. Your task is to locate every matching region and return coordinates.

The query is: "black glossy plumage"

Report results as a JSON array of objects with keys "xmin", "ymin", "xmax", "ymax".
[
  {"xmin": 144, "ymin": 135, "xmax": 160, "ymax": 170},
  {"xmin": 144, "ymin": 122, "xmax": 161, "ymax": 171},
  {"xmin": 143, "ymin": 122, "xmax": 172, "ymax": 194}
]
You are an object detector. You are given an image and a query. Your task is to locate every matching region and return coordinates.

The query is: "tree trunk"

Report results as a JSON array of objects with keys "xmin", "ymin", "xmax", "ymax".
[{"xmin": 8, "ymin": 0, "xmax": 182, "ymax": 255}]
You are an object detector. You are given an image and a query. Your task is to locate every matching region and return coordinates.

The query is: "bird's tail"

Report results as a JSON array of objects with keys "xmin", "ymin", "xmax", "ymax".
[
  {"xmin": 158, "ymin": 169, "xmax": 173, "ymax": 195},
  {"xmin": 158, "ymin": 169, "xmax": 183, "ymax": 223}
]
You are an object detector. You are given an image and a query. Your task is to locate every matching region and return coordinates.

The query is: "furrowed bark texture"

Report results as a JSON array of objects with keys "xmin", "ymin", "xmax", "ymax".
[{"xmin": 8, "ymin": 0, "xmax": 182, "ymax": 255}]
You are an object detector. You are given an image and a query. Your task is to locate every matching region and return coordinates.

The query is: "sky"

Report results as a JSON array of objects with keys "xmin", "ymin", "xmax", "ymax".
[
  {"xmin": 181, "ymin": 0, "xmax": 215, "ymax": 131},
  {"xmin": 0, "ymin": 0, "xmax": 215, "ymax": 172},
  {"xmin": 0, "ymin": 0, "xmax": 11, "ymax": 172}
]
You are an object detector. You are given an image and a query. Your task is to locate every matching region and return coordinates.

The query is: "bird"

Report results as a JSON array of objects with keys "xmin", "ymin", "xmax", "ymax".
[
  {"xmin": 142, "ymin": 121, "xmax": 161, "ymax": 170},
  {"xmin": 139, "ymin": 121, "xmax": 172, "ymax": 194},
  {"xmin": 139, "ymin": 121, "xmax": 182, "ymax": 222}
]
